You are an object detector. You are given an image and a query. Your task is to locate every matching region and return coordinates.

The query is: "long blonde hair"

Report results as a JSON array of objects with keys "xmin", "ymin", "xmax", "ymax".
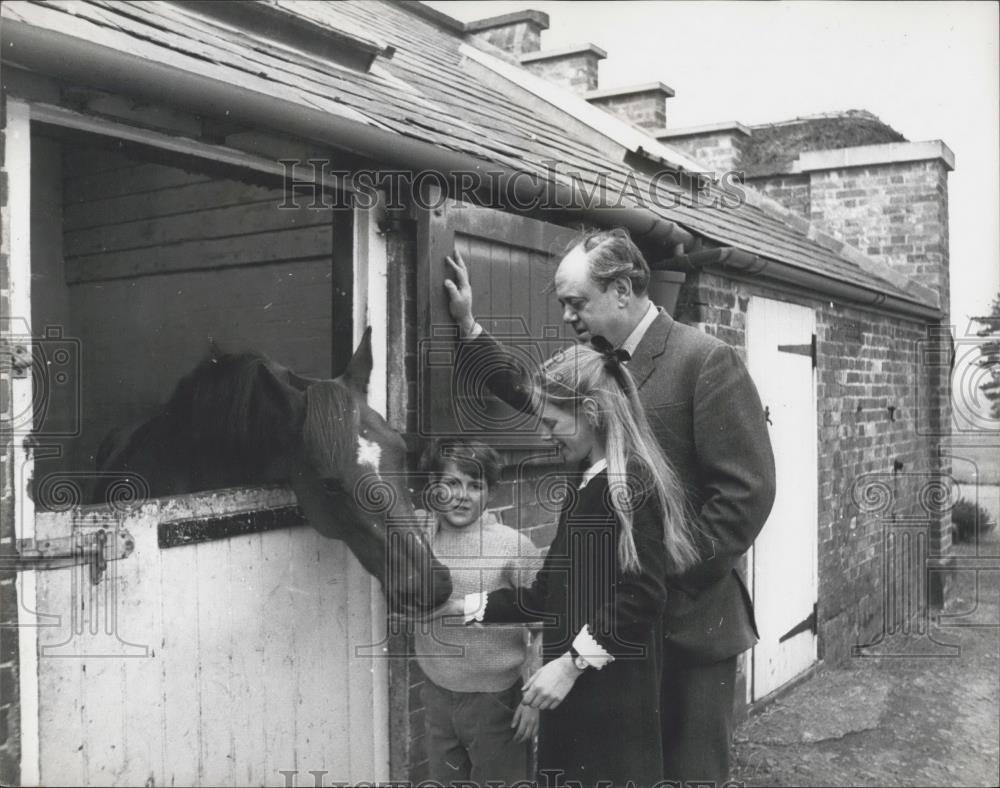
[{"xmin": 537, "ymin": 344, "xmax": 698, "ymax": 573}]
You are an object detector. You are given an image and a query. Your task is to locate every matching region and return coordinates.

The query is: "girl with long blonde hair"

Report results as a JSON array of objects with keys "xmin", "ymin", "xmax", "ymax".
[{"xmin": 433, "ymin": 340, "xmax": 697, "ymax": 787}]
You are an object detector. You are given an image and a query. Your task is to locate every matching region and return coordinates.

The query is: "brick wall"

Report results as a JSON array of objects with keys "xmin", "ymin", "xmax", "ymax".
[
  {"xmin": 588, "ymin": 92, "xmax": 665, "ymax": 129},
  {"xmin": 0, "ymin": 90, "xmax": 21, "ymax": 788},
  {"xmin": 746, "ymin": 174, "xmax": 811, "ymax": 219},
  {"xmin": 809, "ymin": 160, "xmax": 951, "ymax": 313},
  {"xmin": 676, "ymin": 271, "xmax": 951, "ymax": 669},
  {"xmin": 659, "ymin": 130, "xmax": 750, "ymax": 177},
  {"xmin": 471, "ymin": 22, "xmax": 542, "ymax": 56},
  {"xmin": 522, "ymin": 54, "xmax": 601, "ymax": 93}
]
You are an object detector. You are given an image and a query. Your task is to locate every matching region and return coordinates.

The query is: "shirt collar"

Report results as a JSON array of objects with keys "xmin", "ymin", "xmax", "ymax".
[
  {"xmin": 578, "ymin": 457, "xmax": 608, "ymax": 489},
  {"xmin": 619, "ymin": 301, "xmax": 659, "ymax": 357}
]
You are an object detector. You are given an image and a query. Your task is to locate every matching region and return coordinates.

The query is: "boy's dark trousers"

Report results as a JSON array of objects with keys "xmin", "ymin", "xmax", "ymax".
[{"xmin": 421, "ymin": 680, "xmax": 529, "ymax": 787}]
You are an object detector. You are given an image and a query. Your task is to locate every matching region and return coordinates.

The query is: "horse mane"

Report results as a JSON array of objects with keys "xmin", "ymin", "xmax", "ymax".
[
  {"xmin": 301, "ymin": 381, "xmax": 359, "ymax": 478},
  {"xmin": 166, "ymin": 352, "xmax": 302, "ymax": 463}
]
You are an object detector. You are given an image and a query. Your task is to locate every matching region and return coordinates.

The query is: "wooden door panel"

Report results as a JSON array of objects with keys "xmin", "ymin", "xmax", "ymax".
[
  {"xmin": 33, "ymin": 491, "xmax": 367, "ymax": 787},
  {"xmin": 418, "ymin": 201, "xmax": 579, "ymax": 442},
  {"xmin": 747, "ymin": 296, "xmax": 819, "ymax": 699}
]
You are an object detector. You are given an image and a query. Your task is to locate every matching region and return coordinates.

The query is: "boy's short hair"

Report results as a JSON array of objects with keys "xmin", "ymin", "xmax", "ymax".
[{"xmin": 419, "ymin": 438, "xmax": 502, "ymax": 489}]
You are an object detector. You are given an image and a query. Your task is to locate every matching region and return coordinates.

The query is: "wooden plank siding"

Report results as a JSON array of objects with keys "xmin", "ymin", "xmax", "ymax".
[
  {"xmin": 62, "ymin": 156, "xmax": 332, "ymax": 283},
  {"xmin": 39, "ymin": 138, "xmax": 349, "ymax": 478},
  {"xmin": 32, "ymin": 489, "xmax": 361, "ymax": 786}
]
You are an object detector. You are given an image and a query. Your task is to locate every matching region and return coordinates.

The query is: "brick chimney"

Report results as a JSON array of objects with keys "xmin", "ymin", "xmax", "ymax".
[
  {"xmin": 519, "ymin": 44, "xmax": 607, "ymax": 93},
  {"xmin": 465, "ymin": 10, "xmax": 549, "ymax": 56},
  {"xmin": 656, "ymin": 122, "xmax": 751, "ymax": 175},
  {"xmin": 797, "ymin": 141, "xmax": 955, "ymax": 314},
  {"xmin": 585, "ymin": 82, "xmax": 675, "ymax": 130}
]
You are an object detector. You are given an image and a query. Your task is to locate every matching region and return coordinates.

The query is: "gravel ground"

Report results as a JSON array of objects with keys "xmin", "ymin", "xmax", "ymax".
[{"xmin": 732, "ymin": 532, "xmax": 1000, "ymax": 787}]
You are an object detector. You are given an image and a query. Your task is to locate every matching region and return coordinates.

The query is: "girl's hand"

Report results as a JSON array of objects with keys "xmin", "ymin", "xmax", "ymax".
[
  {"xmin": 430, "ymin": 596, "xmax": 465, "ymax": 621},
  {"xmin": 408, "ymin": 596, "xmax": 464, "ymax": 623},
  {"xmin": 521, "ymin": 654, "xmax": 583, "ymax": 710},
  {"xmin": 511, "ymin": 702, "xmax": 539, "ymax": 743}
]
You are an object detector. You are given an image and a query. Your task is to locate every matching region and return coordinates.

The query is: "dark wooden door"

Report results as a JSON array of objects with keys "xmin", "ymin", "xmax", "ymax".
[{"xmin": 417, "ymin": 201, "xmax": 580, "ymax": 445}]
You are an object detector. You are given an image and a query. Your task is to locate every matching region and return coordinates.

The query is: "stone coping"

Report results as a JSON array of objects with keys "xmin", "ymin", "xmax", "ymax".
[
  {"xmin": 465, "ymin": 9, "xmax": 550, "ymax": 33},
  {"xmin": 794, "ymin": 140, "xmax": 955, "ymax": 172},
  {"xmin": 656, "ymin": 120, "xmax": 752, "ymax": 139},
  {"xmin": 585, "ymin": 81, "xmax": 675, "ymax": 100},
  {"xmin": 518, "ymin": 43, "xmax": 608, "ymax": 63}
]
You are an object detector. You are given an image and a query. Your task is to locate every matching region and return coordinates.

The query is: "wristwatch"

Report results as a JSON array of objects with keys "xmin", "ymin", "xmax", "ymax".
[{"xmin": 568, "ymin": 645, "xmax": 589, "ymax": 671}]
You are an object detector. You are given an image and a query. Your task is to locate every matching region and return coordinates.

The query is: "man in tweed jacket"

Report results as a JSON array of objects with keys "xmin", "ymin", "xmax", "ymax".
[{"xmin": 444, "ymin": 228, "xmax": 776, "ymax": 785}]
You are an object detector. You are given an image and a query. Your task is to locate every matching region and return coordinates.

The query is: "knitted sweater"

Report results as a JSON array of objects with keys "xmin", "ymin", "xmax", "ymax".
[{"xmin": 415, "ymin": 513, "xmax": 542, "ymax": 693}]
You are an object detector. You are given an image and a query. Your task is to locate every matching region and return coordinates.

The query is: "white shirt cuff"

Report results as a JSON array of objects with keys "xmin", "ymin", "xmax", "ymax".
[
  {"xmin": 467, "ymin": 322, "xmax": 484, "ymax": 339},
  {"xmin": 463, "ymin": 592, "xmax": 487, "ymax": 623},
  {"xmin": 573, "ymin": 626, "xmax": 614, "ymax": 669}
]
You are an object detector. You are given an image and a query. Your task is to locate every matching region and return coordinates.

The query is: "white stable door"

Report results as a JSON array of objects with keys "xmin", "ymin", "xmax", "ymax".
[
  {"xmin": 8, "ymin": 103, "xmax": 391, "ymax": 786},
  {"xmin": 746, "ymin": 296, "xmax": 819, "ymax": 700}
]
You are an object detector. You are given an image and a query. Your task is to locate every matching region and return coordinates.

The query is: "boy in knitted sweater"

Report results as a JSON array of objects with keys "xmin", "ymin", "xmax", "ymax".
[{"xmin": 415, "ymin": 439, "xmax": 542, "ymax": 787}]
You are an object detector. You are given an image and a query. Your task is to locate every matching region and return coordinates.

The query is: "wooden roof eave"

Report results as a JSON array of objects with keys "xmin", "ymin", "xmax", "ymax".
[{"xmin": 0, "ymin": 14, "xmax": 693, "ymax": 253}]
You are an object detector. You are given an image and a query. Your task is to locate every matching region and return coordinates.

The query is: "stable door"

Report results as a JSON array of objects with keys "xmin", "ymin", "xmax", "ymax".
[{"xmin": 746, "ymin": 296, "xmax": 819, "ymax": 700}]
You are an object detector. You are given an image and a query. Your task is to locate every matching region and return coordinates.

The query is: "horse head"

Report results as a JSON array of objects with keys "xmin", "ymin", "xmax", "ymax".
[
  {"xmin": 95, "ymin": 331, "xmax": 451, "ymax": 613},
  {"xmin": 277, "ymin": 329, "xmax": 453, "ymax": 614}
]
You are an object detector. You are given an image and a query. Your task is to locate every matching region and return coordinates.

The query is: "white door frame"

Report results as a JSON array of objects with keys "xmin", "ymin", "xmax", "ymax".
[{"xmin": 7, "ymin": 96, "xmax": 43, "ymax": 788}]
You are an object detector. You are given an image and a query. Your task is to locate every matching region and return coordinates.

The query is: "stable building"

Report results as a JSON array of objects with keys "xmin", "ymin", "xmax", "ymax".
[{"xmin": 0, "ymin": 3, "xmax": 953, "ymax": 785}]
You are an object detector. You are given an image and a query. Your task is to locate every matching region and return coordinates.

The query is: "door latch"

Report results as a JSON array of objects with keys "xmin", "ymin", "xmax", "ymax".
[{"xmin": 2, "ymin": 528, "xmax": 135, "ymax": 584}]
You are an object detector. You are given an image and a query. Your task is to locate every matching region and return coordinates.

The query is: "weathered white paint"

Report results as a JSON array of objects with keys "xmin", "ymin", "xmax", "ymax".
[
  {"xmin": 32, "ymin": 488, "xmax": 366, "ymax": 786},
  {"xmin": 5, "ymin": 98, "xmax": 44, "ymax": 788},
  {"xmin": 747, "ymin": 296, "xmax": 819, "ymax": 700},
  {"xmin": 354, "ymin": 199, "xmax": 388, "ymax": 417},
  {"xmin": 19, "ymin": 109, "xmax": 394, "ymax": 783},
  {"xmin": 351, "ymin": 200, "xmax": 390, "ymax": 781}
]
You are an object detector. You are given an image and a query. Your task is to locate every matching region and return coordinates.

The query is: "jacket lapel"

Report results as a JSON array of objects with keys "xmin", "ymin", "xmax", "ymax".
[{"xmin": 626, "ymin": 310, "xmax": 673, "ymax": 391}]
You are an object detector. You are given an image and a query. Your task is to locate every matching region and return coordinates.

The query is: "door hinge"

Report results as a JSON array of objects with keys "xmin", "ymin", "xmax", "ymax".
[
  {"xmin": 1, "ymin": 338, "xmax": 32, "ymax": 379},
  {"xmin": 777, "ymin": 334, "xmax": 817, "ymax": 368},
  {"xmin": 2, "ymin": 528, "xmax": 135, "ymax": 584},
  {"xmin": 779, "ymin": 602, "xmax": 817, "ymax": 643}
]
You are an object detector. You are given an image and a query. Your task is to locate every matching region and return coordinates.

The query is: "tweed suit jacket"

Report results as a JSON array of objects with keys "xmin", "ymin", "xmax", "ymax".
[{"xmin": 461, "ymin": 309, "xmax": 776, "ymax": 664}]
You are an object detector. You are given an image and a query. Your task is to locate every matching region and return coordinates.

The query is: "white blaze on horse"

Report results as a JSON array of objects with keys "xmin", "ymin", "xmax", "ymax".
[{"xmin": 94, "ymin": 328, "xmax": 452, "ymax": 614}]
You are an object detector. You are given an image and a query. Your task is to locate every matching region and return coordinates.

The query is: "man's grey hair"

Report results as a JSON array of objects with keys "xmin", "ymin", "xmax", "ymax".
[{"xmin": 568, "ymin": 227, "xmax": 651, "ymax": 296}]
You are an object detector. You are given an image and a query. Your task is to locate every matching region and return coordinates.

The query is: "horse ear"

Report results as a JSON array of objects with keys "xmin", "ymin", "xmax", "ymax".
[{"xmin": 340, "ymin": 327, "xmax": 373, "ymax": 395}]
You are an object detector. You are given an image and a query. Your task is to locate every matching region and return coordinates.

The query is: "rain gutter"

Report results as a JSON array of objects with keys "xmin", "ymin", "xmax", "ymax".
[{"xmin": 666, "ymin": 247, "xmax": 942, "ymax": 322}]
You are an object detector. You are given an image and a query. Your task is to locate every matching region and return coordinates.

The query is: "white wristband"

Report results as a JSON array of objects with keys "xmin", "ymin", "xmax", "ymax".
[
  {"xmin": 463, "ymin": 592, "xmax": 487, "ymax": 623},
  {"xmin": 572, "ymin": 626, "xmax": 614, "ymax": 669}
]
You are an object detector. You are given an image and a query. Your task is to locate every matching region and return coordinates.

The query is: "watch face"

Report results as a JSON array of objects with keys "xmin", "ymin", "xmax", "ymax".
[{"xmin": 574, "ymin": 655, "xmax": 589, "ymax": 670}]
